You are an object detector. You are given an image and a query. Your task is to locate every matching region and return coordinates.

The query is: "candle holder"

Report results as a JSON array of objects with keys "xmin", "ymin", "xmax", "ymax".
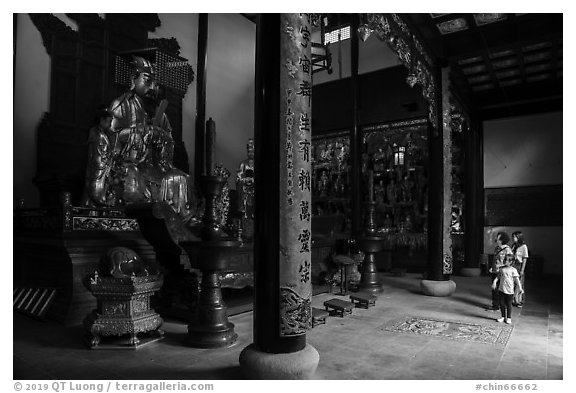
[
  {"xmin": 198, "ymin": 175, "xmax": 228, "ymax": 241},
  {"xmin": 179, "ymin": 173, "xmax": 240, "ymax": 348},
  {"xmin": 358, "ymin": 201, "xmax": 384, "ymax": 293},
  {"xmin": 180, "ymin": 239, "xmax": 240, "ymax": 348},
  {"xmin": 364, "ymin": 200, "xmax": 378, "ymax": 235}
]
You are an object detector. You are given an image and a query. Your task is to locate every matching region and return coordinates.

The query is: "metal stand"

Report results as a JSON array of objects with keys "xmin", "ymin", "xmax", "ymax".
[
  {"xmin": 180, "ymin": 240, "xmax": 239, "ymax": 348},
  {"xmin": 180, "ymin": 174, "xmax": 239, "ymax": 348},
  {"xmin": 358, "ymin": 201, "xmax": 384, "ymax": 293}
]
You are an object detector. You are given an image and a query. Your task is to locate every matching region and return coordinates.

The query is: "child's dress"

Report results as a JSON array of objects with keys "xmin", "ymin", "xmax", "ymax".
[
  {"xmin": 497, "ymin": 265, "xmax": 520, "ymax": 295},
  {"xmin": 489, "ymin": 244, "xmax": 513, "ymax": 309}
]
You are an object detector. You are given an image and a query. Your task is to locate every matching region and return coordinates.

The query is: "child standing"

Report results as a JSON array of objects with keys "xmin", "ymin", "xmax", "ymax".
[
  {"xmin": 492, "ymin": 255, "xmax": 524, "ymax": 324},
  {"xmin": 488, "ymin": 232, "xmax": 513, "ymax": 310},
  {"xmin": 511, "ymin": 231, "xmax": 529, "ymax": 307}
]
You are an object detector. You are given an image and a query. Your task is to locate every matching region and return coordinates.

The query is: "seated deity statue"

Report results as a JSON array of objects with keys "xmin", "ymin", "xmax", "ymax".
[
  {"xmin": 82, "ymin": 56, "xmax": 196, "ymax": 220},
  {"xmin": 236, "ymin": 138, "xmax": 255, "ymax": 219}
]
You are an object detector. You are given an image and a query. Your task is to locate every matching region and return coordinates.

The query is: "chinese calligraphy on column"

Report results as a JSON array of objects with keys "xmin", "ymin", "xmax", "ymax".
[
  {"xmin": 279, "ymin": 13, "xmax": 314, "ymax": 336},
  {"xmin": 441, "ymin": 67, "xmax": 453, "ymax": 275}
]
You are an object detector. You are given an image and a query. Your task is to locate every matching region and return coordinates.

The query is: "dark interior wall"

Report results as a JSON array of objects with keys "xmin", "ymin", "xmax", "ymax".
[
  {"xmin": 312, "ymin": 65, "xmax": 427, "ymax": 134},
  {"xmin": 482, "ymin": 111, "xmax": 563, "ymax": 274},
  {"xmin": 13, "ymin": 14, "xmax": 50, "ymax": 208}
]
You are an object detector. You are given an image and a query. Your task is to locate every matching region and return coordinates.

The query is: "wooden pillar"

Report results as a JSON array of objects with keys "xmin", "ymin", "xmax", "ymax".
[
  {"xmin": 463, "ymin": 116, "xmax": 483, "ymax": 268},
  {"xmin": 441, "ymin": 68, "xmax": 454, "ymax": 276},
  {"xmin": 350, "ymin": 14, "xmax": 362, "ymax": 240},
  {"xmin": 194, "ymin": 13, "xmax": 208, "ymax": 183},
  {"xmin": 252, "ymin": 13, "xmax": 313, "ymax": 354},
  {"xmin": 476, "ymin": 119, "xmax": 486, "ymax": 260},
  {"xmin": 426, "ymin": 67, "xmax": 452, "ymax": 281}
]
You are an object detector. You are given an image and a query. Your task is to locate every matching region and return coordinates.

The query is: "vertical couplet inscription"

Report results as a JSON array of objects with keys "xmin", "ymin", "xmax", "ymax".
[
  {"xmin": 441, "ymin": 67, "xmax": 453, "ymax": 275},
  {"xmin": 279, "ymin": 13, "xmax": 313, "ymax": 336}
]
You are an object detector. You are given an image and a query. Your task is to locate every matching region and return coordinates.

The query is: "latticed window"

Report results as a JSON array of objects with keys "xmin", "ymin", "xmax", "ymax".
[{"xmin": 324, "ymin": 25, "xmax": 350, "ymax": 44}]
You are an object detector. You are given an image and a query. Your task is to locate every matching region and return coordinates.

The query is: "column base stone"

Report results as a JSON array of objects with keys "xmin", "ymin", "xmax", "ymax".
[
  {"xmin": 460, "ymin": 267, "xmax": 482, "ymax": 277},
  {"xmin": 420, "ymin": 279, "xmax": 456, "ymax": 297},
  {"xmin": 239, "ymin": 343, "xmax": 319, "ymax": 379}
]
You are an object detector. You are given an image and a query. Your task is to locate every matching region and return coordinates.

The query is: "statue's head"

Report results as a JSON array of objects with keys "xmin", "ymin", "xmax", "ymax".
[{"xmin": 130, "ymin": 56, "xmax": 157, "ymax": 99}]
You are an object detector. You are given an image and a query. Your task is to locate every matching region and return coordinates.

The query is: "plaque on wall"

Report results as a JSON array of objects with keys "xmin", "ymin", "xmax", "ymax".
[{"xmin": 485, "ymin": 185, "xmax": 562, "ymax": 226}]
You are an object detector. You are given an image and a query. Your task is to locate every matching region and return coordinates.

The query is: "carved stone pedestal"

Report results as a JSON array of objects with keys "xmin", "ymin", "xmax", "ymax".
[
  {"xmin": 84, "ymin": 274, "xmax": 164, "ymax": 349},
  {"xmin": 239, "ymin": 343, "xmax": 319, "ymax": 380},
  {"xmin": 420, "ymin": 279, "xmax": 456, "ymax": 297}
]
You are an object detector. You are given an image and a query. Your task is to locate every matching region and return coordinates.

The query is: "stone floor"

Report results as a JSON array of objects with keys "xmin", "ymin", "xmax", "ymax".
[{"xmin": 12, "ymin": 273, "xmax": 563, "ymax": 380}]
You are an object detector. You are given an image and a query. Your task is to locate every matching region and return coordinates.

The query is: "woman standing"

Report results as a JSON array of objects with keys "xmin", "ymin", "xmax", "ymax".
[{"xmin": 512, "ymin": 231, "xmax": 529, "ymax": 308}]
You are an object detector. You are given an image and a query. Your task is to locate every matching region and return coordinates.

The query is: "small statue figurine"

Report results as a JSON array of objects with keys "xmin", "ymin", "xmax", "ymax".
[
  {"xmin": 383, "ymin": 213, "xmax": 393, "ymax": 231},
  {"xmin": 373, "ymin": 147, "xmax": 386, "ymax": 172},
  {"xmin": 401, "ymin": 172, "xmax": 415, "ymax": 202},
  {"xmin": 319, "ymin": 170, "xmax": 330, "ymax": 197},
  {"xmin": 320, "ymin": 143, "xmax": 334, "ymax": 163},
  {"xmin": 399, "ymin": 214, "xmax": 413, "ymax": 233},
  {"xmin": 386, "ymin": 179, "xmax": 398, "ymax": 204},
  {"xmin": 374, "ymin": 179, "xmax": 385, "ymax": 201},
  {"xmin": 81, "ymin": 106, "xmax": 115, "ymax": 207},
  {"xmin": 361, "ymin": 152, "xmax": 370, "ymax": 174},
  {"xmin": 236, "ymin": 138, "xmax": 255, "ymax": 219},
  {"xmin": 333, "ymin": 173, "xmax": 343, "ymax": 196},
  {"xmin": 450, "ymin": 206, "xmax": 462, "ymax": 233},
  {"xmin": 82, "ymin": 56, "xmax": 197, "ymax": 220},
  {"xmin": 335, "ymin": 141, "xmax": 348, "ymax": 170}
]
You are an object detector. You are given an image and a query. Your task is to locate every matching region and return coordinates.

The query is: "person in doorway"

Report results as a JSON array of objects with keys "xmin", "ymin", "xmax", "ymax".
[
  {"xmin": 511, "ymin": 231, "xmax": 529, "ymax": 308},
  {"xmin": 492, "ymin": 254, "xmax": 524, "ymax": 324},
  {"xmin": 487, "ymin": 231, "xmax": 513, "ymax": 311}
]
